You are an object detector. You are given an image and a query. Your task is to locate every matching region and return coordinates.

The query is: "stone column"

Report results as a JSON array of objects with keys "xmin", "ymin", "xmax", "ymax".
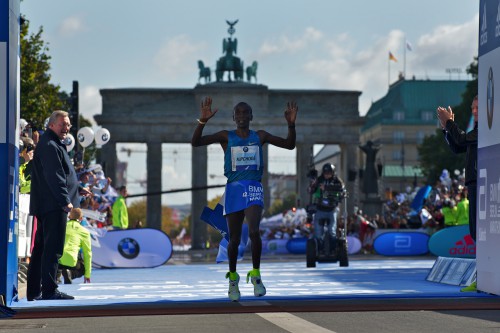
[
  {"xmin": 191, "ymin": 146, "xmax": 208, "ymax": 250},
  {"xmin": 296, "ymin": 143, "xmax": 313, "ymax": 208},
  {"xmin": 341, "ymin": 143, "xmax": 359, "ymax": 216},
  {"xmin": 146, "ymin": 142, "xmax": 162, "ymax": 230},
  {"xmin": 100, "ymin": 141, "xmax": 117, "ymax": 184}
]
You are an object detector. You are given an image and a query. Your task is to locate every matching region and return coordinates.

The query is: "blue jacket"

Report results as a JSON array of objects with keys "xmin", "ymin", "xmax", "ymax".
[{"xmin": 29, "ymin": 129, "xmax": 80, "ymax": 216}]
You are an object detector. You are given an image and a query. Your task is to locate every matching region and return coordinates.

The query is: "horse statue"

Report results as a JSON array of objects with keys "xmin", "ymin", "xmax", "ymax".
[
  {"xmin": 198, "ymin": 60, "xmax": 211, "ymax": 84},
  {"xmin": 246, "ymin": 61, "xmax": 258, "ymax": 83}
]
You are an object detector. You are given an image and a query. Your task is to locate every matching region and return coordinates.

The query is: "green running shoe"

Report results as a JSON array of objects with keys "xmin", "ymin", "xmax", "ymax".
[
  {"xmin": 460, "ymin": 281, "xmax": 477, "ymax": 292},
  {"xmin": 225, "ymin": 272, "xmax": 240, "ymax": 302},
  {"xmin": 247, "ymin": 271, "xmax": 266, "ymax": 297}
]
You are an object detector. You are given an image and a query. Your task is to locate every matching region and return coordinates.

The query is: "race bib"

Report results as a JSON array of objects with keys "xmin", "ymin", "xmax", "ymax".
[{"xmin": 231, "ymin": 145, "xmax": 260, "ymax": 171}]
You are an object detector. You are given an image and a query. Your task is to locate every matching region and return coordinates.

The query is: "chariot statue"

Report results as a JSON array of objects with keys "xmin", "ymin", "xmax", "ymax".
[{"xmin": 215, "ymin": 20, "xmax": 244, "ymax": 82}]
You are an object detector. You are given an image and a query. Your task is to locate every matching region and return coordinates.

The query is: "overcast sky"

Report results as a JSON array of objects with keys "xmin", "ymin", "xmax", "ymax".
[{"xmin": 21, "ymin": 0, "xmax": 480, "ymax": 205}]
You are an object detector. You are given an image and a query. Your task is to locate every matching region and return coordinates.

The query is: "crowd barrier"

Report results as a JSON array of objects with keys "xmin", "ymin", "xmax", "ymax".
[{"xmin": 18, "ymin": 194, "xmax": 32, "ymax": 258}]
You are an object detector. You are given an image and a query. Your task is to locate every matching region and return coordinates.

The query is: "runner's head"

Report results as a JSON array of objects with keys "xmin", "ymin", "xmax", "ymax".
[{"xmin": 233, "ymin": 102, "xmax": 253, "ymax": 128}]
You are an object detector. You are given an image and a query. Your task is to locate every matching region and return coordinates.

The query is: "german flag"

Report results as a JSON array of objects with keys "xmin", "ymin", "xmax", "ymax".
[{"xmin": 389, "ymin": 51, "xmax": 398, "ymax": 62}]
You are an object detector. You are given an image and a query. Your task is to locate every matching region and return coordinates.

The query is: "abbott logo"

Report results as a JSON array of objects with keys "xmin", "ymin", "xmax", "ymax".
[
  {"xmin": 479, "ymin": 169, "xmax": 488, "ymax": 220},
  {"xmin": 394, "ymin": 235, "xmax": 411, "ymax": 249},
  {"xmin": 487, "ymin": 67, "xmax": 494, "ymax": 129}
]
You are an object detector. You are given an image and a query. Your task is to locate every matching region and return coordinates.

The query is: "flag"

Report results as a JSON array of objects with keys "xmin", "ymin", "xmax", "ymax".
[
  {"xmin": 389, "ymin": 51, "xmax": 398, "ymax": 62},
  {"xmin": 466, "ymin": 115, "xmax": 475, "ymax": 133},
  {"xmin": 406, "ymin": 41, "xmax": 413, "ymax": 51}
]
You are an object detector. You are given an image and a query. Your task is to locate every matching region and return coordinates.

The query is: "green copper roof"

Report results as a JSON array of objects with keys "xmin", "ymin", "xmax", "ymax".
[{"xmin": 362, "ymin": 79, "xmax": 468, "ymax": 132}]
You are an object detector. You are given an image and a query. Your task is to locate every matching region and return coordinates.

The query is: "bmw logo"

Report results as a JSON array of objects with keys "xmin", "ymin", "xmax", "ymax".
[
  {"xmin": 487, "ymin": 67, "xmax": 494, "ymax": 129},
  {"xmin": 118, "ymin": 237, "xmax": 140, "ymax": 259},
  {"xmin": 101, "ymin": 133, "xmax": 109, "ymax": 141},
  {"xmin": 243, "ymin": 146, "xmax": 248, "ymax": 152},
  {"xmin": 77, "ymin": 133, "xmax": 85, "ymax": 143}
]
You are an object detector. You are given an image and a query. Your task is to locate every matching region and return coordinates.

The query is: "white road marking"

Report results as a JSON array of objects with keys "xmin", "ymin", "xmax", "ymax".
[{"xmin": 257, "ymin": 312, "xmax": 336, "ymax": 333}]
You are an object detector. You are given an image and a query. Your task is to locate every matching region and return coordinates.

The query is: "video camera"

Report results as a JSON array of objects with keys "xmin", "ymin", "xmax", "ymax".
[{"xmin": 307, "ymin": 167, "xmax": 318, "ymax": 180}]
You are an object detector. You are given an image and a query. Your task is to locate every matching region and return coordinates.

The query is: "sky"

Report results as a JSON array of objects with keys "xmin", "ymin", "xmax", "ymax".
[{"xmin": 20, "ymin": 0, "xmax": 480, "ymax": 205}]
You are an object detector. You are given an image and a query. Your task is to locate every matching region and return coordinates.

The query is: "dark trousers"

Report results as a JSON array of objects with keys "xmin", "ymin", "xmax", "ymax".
[
  {"xmin": 467, "ymin": 184, "xmax": 477, "ymax": 242},
  {"xmin": 26, "ymin": 210, "xmax": 67, "ymax": 297},
  {"xmin": 59, "ymin": 256, "xmax": 85, "ymax": 281}
]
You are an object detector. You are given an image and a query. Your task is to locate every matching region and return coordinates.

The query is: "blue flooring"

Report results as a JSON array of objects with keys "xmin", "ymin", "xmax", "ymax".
[{"xmin": 12, "ymin": 260, "xmax": 496, "ymax": 308}]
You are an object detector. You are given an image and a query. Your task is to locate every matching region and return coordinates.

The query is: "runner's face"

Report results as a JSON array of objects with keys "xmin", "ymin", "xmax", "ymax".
[{"xmin": 233, "ymin": 107, "xmax": 252, "ymax": 128}]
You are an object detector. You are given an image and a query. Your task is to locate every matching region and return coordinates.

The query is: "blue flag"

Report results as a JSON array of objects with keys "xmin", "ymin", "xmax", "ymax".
[{"xmin": 200, "ymin": 203, "xmax": 249, "ymax": 263}]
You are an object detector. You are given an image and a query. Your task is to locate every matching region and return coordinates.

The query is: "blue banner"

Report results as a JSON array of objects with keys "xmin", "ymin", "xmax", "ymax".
[
  {"xmin": 0, "ymin": 0, "xmax": 7, "ymax": 41},
  {"xmin": 478, "ymin": 0, "xmax": 500, "ymax": 57},
  {"xmin": 373, "ymin": 232, "xmax": 429, "ymax": 256},
  {"xmin": 428, "ymin": 226, "xmax": 475, "ymax": 258}
]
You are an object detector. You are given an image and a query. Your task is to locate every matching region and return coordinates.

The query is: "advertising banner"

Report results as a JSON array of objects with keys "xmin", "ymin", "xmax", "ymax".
[{"xmin": 477, "ymin": 0, "xmax": 500, "ymax": 295}]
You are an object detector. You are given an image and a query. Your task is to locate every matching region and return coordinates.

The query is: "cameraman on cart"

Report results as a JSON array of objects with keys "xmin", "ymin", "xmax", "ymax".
[{"xmin": 307, "ymin": 163, "xmax": 346, "ymax": 246}]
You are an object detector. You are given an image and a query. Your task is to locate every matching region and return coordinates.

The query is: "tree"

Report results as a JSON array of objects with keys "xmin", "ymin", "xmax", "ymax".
[
  {"xmin": 20, "ymin": 17, "xmax": 67, "ymax": 128},
  {"xmin": 267, "ymin": 193, "xmax": 297, "ymax": 216},
  {"xmin": 417, "ymin": 58, "xmax": 478, "ymax": 184},
  {"xmin": 127, "ymin": 199, "xmax": 147, "ymax": 228}
]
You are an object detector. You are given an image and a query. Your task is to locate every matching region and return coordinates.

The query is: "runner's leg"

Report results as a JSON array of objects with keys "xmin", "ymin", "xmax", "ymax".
[
  {"xmin": 246, "ymin": 205, "xmax": 263, "ymax": 269},
  {"xmin": 226, "ymin": 211, "xmax": 244, "ymax": 272}
]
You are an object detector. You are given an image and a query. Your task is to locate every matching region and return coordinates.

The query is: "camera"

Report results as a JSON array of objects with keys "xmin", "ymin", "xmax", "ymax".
[{"xmin": 307, "ymin": 168, "xmax": 318, "ymax": 180}]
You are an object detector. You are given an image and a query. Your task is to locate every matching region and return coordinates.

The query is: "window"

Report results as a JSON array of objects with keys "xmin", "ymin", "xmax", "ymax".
[
  {"xmin": 393, "ymin": 111, "xmax": 405, "ymax": 121},
  {"xmin": 392, "ymin": 150, "xmax": 402, "ymax": 160},
  {"xmin": 421, "ymin": 111, "xmax": 433, "ymax": 121},
  {"xmin": 416, "ymin": 131, "xmax": 426, "ymax": 144},
  {"xmin": 393, "ymin": 131, "xmax": 405, "ymax": 144}
]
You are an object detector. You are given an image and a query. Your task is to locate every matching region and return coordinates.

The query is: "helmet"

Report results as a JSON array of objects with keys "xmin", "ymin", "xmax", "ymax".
[{"xmin": 322, "ymin": 163, "xmax": 335, "ymax": 174}]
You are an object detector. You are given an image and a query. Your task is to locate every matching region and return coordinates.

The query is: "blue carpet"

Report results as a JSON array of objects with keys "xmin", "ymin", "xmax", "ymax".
[{"xmin": 12, "ymin": 260, "xmax": 496, "ymax": 308}]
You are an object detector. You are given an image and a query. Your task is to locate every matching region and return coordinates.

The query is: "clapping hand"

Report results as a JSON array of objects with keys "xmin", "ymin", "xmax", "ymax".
[{"xmin": 437, "ymin": 106, "xmax": 454, "ymax": 129}]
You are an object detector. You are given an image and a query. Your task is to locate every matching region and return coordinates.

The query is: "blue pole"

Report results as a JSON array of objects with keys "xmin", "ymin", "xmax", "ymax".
[{"xmin": 0, "ymin": 0, "xmax": 21, "ymax": 306}]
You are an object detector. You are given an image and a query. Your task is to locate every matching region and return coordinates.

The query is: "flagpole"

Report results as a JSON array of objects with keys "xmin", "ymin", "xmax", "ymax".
[
  {"xmin": 388, "ymin": 52, "xmax": 390, "ymax": 87},
  {"xmin": 404, "ymin": 37, "xmax": 406, "ymax": 79}
]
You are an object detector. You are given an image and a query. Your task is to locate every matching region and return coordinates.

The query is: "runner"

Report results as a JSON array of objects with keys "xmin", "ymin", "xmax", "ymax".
[{"xmin": 192, "ymin": 97, "xmax": 297, "ymax": 301}]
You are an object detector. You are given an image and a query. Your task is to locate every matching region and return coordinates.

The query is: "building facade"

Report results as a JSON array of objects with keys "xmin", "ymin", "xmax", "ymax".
[{"xmin": 360, "ymin": 77, "xmax": 469, "ymax": 196}]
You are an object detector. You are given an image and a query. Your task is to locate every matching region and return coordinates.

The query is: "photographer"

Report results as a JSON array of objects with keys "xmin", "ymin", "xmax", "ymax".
[
  {"xmin": 308, "ymin": 163, "xmax": 346, "ymax": 242},
  {"xmin": 19, "ymin": 137, "xmax": 35, "ymax": 194}
]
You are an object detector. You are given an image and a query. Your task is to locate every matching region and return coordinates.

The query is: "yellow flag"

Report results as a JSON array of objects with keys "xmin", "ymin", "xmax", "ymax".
[{"xmin": 389, "ymin": 51, "xmax": 398, "ymax": 62}]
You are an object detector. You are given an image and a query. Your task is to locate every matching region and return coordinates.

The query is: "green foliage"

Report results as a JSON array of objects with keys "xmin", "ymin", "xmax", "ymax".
[
  {"xmin": 20, "ymin": 17, "xmax": 66, "ymax": 128},
  {"xmin": 267, "ymin": 193, "xmax": 297, "ymax": 216},
  {"xmin": 127, "ymin": 199, "xmax": 147, "ymax": 229},
  {"xmin": 417, "ymin": 58, "xmax": 478, "ymax": 184},
  {"xmin": 417, "ymin": 129, "xmax": 466, "ymax": 184}
]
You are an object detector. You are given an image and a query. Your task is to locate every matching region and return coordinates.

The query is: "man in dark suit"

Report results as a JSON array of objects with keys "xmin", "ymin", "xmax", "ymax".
[{"xmin": 26, "ymin": 110, "xmax": 80, "ymax": 301}]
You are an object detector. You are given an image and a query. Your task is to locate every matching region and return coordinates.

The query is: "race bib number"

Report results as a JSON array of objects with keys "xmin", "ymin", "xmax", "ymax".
[{"xmin": 231, "ymin": 145, "xmax": 260, "ymax": 171}]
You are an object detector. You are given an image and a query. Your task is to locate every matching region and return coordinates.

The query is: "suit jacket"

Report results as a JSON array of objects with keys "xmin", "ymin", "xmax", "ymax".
[
  {"xmin": 444, "ymin": 121, "xmax": 478, "ymax": 185},
  {"xmin": 29, "ymin": 128, "xmax": 80, "ymax": 216}
]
